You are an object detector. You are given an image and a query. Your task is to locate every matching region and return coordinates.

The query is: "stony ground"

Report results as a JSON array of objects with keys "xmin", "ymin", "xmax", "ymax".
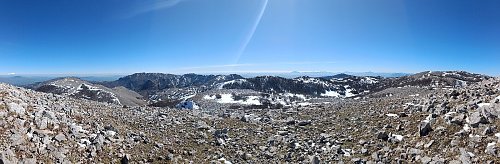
[{"xmin": 1, "ymin": 78, "xmax": 500, "ymax": 163}]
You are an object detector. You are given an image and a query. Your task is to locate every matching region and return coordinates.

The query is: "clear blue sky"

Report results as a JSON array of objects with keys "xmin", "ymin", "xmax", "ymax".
[{"xmin": 1, "ymin": 0, "xmax": 499, "ymax": 75}]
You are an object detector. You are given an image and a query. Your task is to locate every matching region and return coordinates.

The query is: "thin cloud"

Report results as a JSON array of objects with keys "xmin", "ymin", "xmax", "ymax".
[{"xmin": 125, "ymin": 0, "xmax": 185, "ymax": 18}]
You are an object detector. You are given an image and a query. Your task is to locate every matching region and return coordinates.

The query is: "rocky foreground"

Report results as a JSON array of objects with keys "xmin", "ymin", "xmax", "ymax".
[{"xmin": 1, "ymin": 77, "xmax": 500, "ymax": 163}]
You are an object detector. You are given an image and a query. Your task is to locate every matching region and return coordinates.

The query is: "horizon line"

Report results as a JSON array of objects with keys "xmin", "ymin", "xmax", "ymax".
[
  {"xmin": 3, "ymin": 70, "xmax": 495, "ymax": 76},
  {"xmin": 1, "ymin": 70, "xmax": 412, "ymax": 75}
]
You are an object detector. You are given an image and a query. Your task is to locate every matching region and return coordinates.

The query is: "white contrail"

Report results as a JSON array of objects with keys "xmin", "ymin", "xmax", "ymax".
[
  {"xmin": 124, "ymin": 0, "xmax": 184, "ymax": 18},
  {"xmin": 234, "ymin": 0, "xmax": 269, "ymax": 63}
]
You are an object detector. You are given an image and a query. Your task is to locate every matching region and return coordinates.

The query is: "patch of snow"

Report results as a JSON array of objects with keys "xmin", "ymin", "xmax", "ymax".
[
  {"xmin": 345, "ymin": 88, "xmax": 356, "ymax": 98},
  {"xmin": 203, "ymin": 95, "xmax": 216, "ymax": 100},
  {"xmin": 79, "ymin": 139, "xmax": 91, "ymax": 148},
  {"xmin": 386, "ymin": 114, "xmax": 398, "ymax": 117},
  {"xmin": 205, "ymin": 94, "xmax": 261, "ymax": 105},
  {"xmin": 218, "ymin": 79, "xmax": 247, "ymax": 89},
  {"xmin": 442, "ymin": 72, "xmax": 461, "ymax": 77},
  {"xmin": 76, "ymin": 84, "xmax": 101, "ymax": 91},
  {"xmin": 360, "ymin": 77, "xmax": 378, "ymax": 84},
  {"xmin": 294, "ymin": 143, "xmax": 301, "ymax": 149},
  {"xmin": 423, "ymin": 114, "xmax": 434, "ymax": 123},
  {"xmin": 282, "ymin": 93, "xmax": 307, "ymax": 100},
  {"xmin": 243, "ymin": 96, "xmax": 261, "ymax": 105},
  {"xmin": 297, "ymin": 77, "xmax": 315, "ymax": 83},
  {"xmin": 219, "ymin": 94, "xmax": 234, "ymax": 103},
  {"xmin": 73, "ymin": 83, "xmax": 121, "ymax": 104},
  {"xmin": 463, "ymin": 124, "xmax": 471, "ymax": 132},
  {"xmin": 219, "ymin": 94, "xmax": 236, "ymax": 103},
  {"xmin": 444, "ymin": 112, "xmax": 456, "ymax": 118},
  {"xmin": 391, "ymin": 134, "xmax": 403, "ymax": 142},
  {"xmin": 469, "ymin": 134, "xmax": 480, "ymax": 138},
  {"xmin": 342, "ymin": 149, "xmax": 352, "ymax": 157},
  {"xmin": 218, "ymin": 157, "xmax": 232, "ymax": 164},
  {"xmin": 71, "ymin": 124, "xmax": 88, "ymax": 134},
  {"xmin": 215, "ymin": 76, "xmax": 226, "ymax": 81},
  {"xmin": 105, "ymin": 130, "xmax": 116, "ymax": 137},
  {"xmin": 405, "ymin": 102, "xmax": 424, "ymax": 107},
  {"xmin": 26, "ymin": 132, "xmax": 33, "ymax": 138},
  {"xmin": 181, "ymin": 94, "xmax": 196, "ymax": 100},
  {"xmin": 297, "ymin": 77, "xmax": 330, "ymax": 86},
  {"xmin": 478, "ymin": 103, "xmax": 491, "ymax": 107},
  {"xmin": 297, "ymin": 102, "xmax": 312, "ymax": 106},
  {"xmin": 89, "ymin": 133, "xmax": 98, "ymax": 139},
  {"xmin": 321, "ymin": 90, "xmax": 340, "ymax": 97}
]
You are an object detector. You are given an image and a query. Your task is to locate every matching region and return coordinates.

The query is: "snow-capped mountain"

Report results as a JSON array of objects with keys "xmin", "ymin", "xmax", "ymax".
[
  {"xmin": 101, "ymin": 73, "xmax": 244, "ymax": 94},
  {"xmin": 220, "ymin": 71, "xmax": 490, "ymax": 98},
  {"xmin": 33, "ymin": 77, "xmax": 146, "ymax": 106},
  {"xmin": 377, "ymin": 71, "xmax": 491, "ymax": 89},
  {"xmin": 98, "ymin": 73, "xmax": 245, "ymax": 103},
  {"xmin": 219, "ymin": 75, "xmax": 383, "ymax": 98},
  {"xmin": 31, "ymin": 71, "xmax": 491, "ymax": 106}
]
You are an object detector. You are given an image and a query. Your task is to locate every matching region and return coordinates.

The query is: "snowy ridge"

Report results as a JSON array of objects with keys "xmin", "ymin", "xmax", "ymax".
[
  {"xmin": 204, "ymin": 94, "xmax": 261, "ymax": 105},
  {"xmin": 360, "ymin": 77, "xmax": 379, "ymax": 84},
  {"xmin": 321, "ymin": 90, "xmax": 341, "ymax": 97},
  {"xmin": 295, "ymin": 77, "xmax": 332, "ymax": 86},
  {"xmin": 35, "ymin": 77, "xmax": 145, "ymax": 106},
  {"xmin": 218, "ymin": 79, "xmax": 247, "ymax": 89}
]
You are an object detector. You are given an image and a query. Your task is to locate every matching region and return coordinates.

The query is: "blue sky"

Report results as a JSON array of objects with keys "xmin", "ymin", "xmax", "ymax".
[{"xmin": 1, "ymin": 0, "xmax": 499, "ymax": 75}]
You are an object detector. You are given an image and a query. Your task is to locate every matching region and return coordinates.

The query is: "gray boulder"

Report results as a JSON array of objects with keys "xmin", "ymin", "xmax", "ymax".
[
  {"xmin": 469, "ymin": 111, "xmax": 488, "ymax": 127},
  {"xmin": 419, "ymin": 121, "xmax": 433, "ymax": 136},
  {"xmin": 376, "ymin": 131, "xmax": 389, "ymax": 141},
  {"xmin": 1, "ymin": 149, "xmax": 19, "ymax": 164},
  {"xmin": 7, "ymin": 103, "xmax": 25, "ymax": 115},
  {"xmin": 459, "ymin": 148, "xmax": 472, "ymax": 164}
]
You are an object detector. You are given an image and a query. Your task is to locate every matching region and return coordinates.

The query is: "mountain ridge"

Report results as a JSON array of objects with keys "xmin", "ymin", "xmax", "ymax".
[
  {"xmin": 100, "ymin": 71, "xmax": 492, "ymax": 100},
  {"xmin": 22, "ymin": 71, "xmax": 493, "ymax": 107},
  {"xmin": 32, "ymin": 77, "xmax": 147, "ymax": 107}
]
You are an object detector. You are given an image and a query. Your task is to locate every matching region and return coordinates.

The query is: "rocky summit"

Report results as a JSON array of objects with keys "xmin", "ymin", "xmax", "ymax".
[
  {"xmin": 4, "ymin": 0, "xmax": 500, "ymax": 163},
  {"xmin": 1, "ymin": 73, "xmax": 500, "ymax": 163}
]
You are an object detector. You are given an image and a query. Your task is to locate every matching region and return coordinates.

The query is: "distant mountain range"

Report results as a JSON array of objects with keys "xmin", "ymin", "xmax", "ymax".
[
  {"xmin": 0, "ymin": 76, "xmax": 54, "ymax": 86},
  {"xmin": 240, "ymin": 71, "xmax": 411, "ymax": 78},
  {"xmin": 221, "ymin": 71, "xmax": 490, "ymax": 97},
  {"xmin": 0, "ymin": 75, "xmax": 124, "ymax": 86},
  {"xmin": 0, "ymin": 72, "xmax": 409, "ymax": 86},
  {"xmin": 97, "ymin": 71, "xmax": 490, "ymax": 101},
  {"xmin": 6, "ymin": 71, "xmax": 491, "ymax": 106}
]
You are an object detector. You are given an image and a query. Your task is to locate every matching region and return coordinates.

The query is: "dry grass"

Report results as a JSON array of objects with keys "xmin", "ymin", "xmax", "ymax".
[{"xmin": 0, "ymin": 103, "xmax": 6, "ymax": 111}]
